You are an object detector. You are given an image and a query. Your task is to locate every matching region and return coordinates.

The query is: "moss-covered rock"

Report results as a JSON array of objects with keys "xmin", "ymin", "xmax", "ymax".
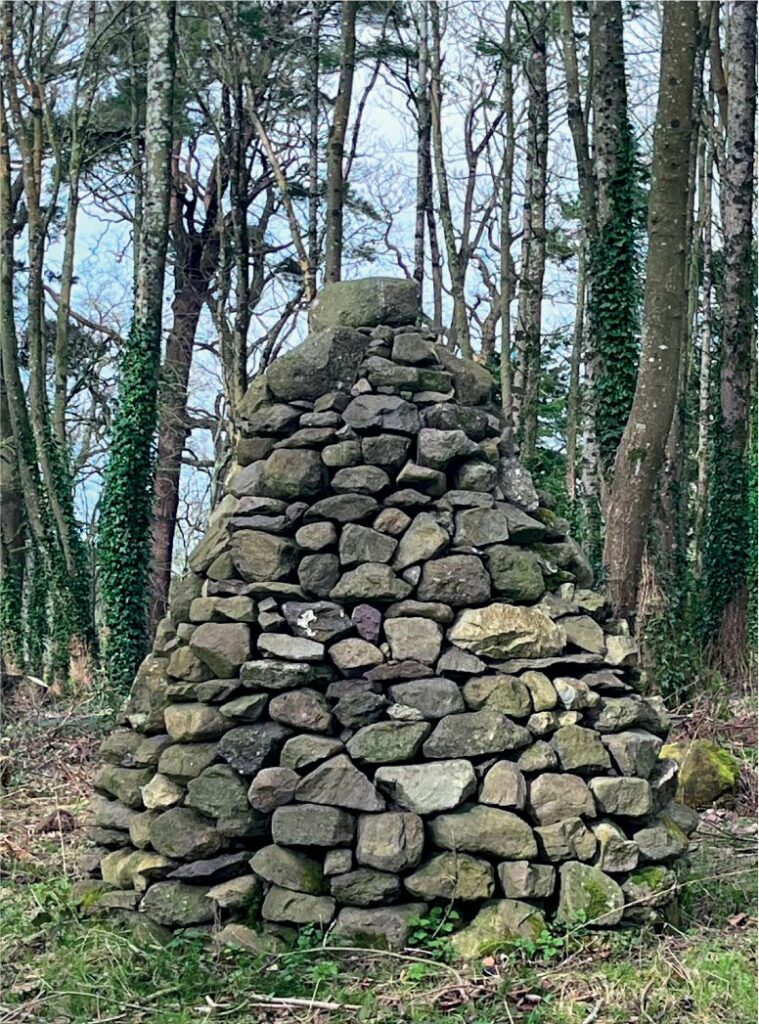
[
  {"xmin": 451, "ymin": 899, "xmax": 546, "ymax": 959},
  {"xmin": 556, "ymin": 862, "xmax": 624, "ymax": 926},
  {"xmin": 659, "ymin": 739, "xmax": 739, "ymax": 808}
]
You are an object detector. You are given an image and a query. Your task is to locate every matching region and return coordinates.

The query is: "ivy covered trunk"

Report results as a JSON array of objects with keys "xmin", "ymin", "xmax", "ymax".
[
  {"xmin": 703, "ymin": 0, "xmax": 757, "ymax": 680},
  {"xmin": 98, "ymin": 1, "xmax": 177, "ymax": 690},
  {"xmin": 603, "ymin": 2, "xmax": 698, "ymax": 618}
]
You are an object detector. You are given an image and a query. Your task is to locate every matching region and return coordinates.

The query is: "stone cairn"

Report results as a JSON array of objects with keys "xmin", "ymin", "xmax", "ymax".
[{"xmin": 84, "ymin": 278, "xmax": 696, "ymax": 957}]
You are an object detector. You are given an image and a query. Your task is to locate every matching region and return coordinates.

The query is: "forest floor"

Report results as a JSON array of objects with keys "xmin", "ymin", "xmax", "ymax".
[{"xmin": 1, "ymin": 682, "xmax": 756, "ymax": 1024}]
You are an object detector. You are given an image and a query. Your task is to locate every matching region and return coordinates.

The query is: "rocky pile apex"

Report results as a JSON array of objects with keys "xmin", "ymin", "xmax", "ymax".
[{"xmin": 81, "ymin": 278, "xmax": 692, "ymax": 956}]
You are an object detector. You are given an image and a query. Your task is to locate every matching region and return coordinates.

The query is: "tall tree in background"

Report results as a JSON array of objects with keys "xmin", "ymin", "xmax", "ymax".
[
  {"xmin": 512, "ymin": 1, "xmax": 548, "ymax": 463},
  {"xmin": 98, "ymin": 1, "xmax": 177, "ymax": 689},
  {"xmin": 604, "ymin": 1, "xmax": 698, "ymax": 617},
  {"xmin": 703, "ymin": 0, "xmax": 757, "ymax": 679},
  {"xmin": 324, "ymin": 0, "xmax": 358, "ymax": 283}
]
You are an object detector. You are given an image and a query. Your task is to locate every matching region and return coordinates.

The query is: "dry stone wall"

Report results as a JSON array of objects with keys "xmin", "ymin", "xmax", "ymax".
[{"xmin": 83, "ymin": 278, "xmax": 695, "ymax": 957}]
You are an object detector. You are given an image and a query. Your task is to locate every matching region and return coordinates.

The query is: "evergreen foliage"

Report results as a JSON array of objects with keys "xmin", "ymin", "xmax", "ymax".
[{"xmin": 97, "ymin": 318, "xmax": 162, "ymax": 691}]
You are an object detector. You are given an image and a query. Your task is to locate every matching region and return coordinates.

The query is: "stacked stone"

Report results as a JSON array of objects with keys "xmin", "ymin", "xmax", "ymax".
[{"xmin": 83, "ymin": 278, "xmax": 695, "ymax": 956}]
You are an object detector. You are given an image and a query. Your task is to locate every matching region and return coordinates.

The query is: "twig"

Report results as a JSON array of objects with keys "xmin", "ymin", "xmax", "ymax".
[
  {"xmin": 581, "ymin": 1000, "xmax": 603, "ymax": 1024},
  {"xmin": 246, "ymin": 993, "xmax": 360, "ymax": 1012}
]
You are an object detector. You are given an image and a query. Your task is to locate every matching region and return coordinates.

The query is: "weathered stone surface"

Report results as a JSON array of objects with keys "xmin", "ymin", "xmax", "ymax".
[
  {"xmin": 405, "ymin": 853, "xmax": 494, "ymax": 901},
  {"xmin": 219, "ymin": 694, "xmax": 268, "ymax": 722},
  {"xmin": 659, "ymin": 739, "xmax": 739, "ymax": 808},
  {"xmin": 356, "ymin": 812, "xmax": 424, "ymax": 872},
  {"xmin": 262, "ymin": 885, "xmax": 336, "ymax": 925},
  {"xmin": 347, "ymin": 721, "xmax": 430, "ymax": 764},
  {"xmin": 498, "ymin": 861, "xmax": 555, "ymax": 899},
  {"xmin": 269, "ymin": 690, "xmax": 332, "ymax": 733},
  {"xmin": 141, "ymin": 774, "xmax": 184, "ymax": 811},
  {"xmin": 332, "ymin": 466, "xmax": 392, "ymax": 498},
  {"xmin": 329, "ymin": 638, "xmax": 384, "ymax": 673},
  {"xmin": 306, "ymin": 493, "xmax": 380, "ymax": 524},
  {"xmin": 463, "ymin": 675, "xmax": 531, "ymax": 717},
  {"xmin": 486, "ymin": 547, "xmax": 545, "ymax": 602},
  {"xmin": 589, "ymin": 777, "xmax": 651, "ymax": 817},
  {"xmin": 480, "ymin": 762, "xmax": 527, "ymax": 810},
  {"xmin": 435, "ymin": 346, "xmax": 492, "ymax": 405},
  {"xmin": 383, "ymin": 617, "xmax": 443, "ymax": 665},
  {"xmin": 535, "ymin": 818, "xmax": 597, "ymax": 862},
  {"xmin": 267, "ymin": 325, "xmax": 370, "ymax": 400},
  {"xmin": 392, "ymin": 333, "xmax": 438, "ymax": 365},
  {"xmin": 167, "ymin": 646, "xmax": 211, "ymax": 682},
  {"xmin": 351, "ymin": 603, "xmax": 383, "ymax": 642},
  {"xmin": 520, "ymin": 671, "xmax": 557, "ymax": 711},
  {"xmin": 456, "ymin": 460, "xmax": 497, "ymax": 491},
  {"xmin": 605, "ymin": 635, "xmax": 638, "ymax": 666},
  {"xmin": 324, "ymin": 849, "xmax": 353, "ymax": 876},
  {"xmin": 622, "ymin": 866, "xmax": 678, "ymax": 923},
  {"xmin": 392, "ymin": 513, "xmax": 449, "ymax": 571},
  {"xmin": 417, "ymin": 428, "xmax": 478, "ymax": 469},
  {"xmin": 518, "ymin": 741, "xmax": 558, "ymax": 772},
  {"xmin": 430, "ymin": 805, "xmax": 537, "ymax": 859},
  {"xmin": 259, "ymin": 448, "xmax": 326, "ymax": 500},
  {"xmin": 343, "ymin": 394, "xmax": 420, "ymax": 433},
  {"xmin": 219, "ymin": 724, "xmax": 292, "ymax": 774},
  {"xmin": 633, "ymin": 821, "xmax": 689, "ymax": 862},
  {"xmin": 158, "ymin": 742, "xmax": 219, "ymax": 783},
  {"xmin": 258, "ymin": 634, "xmax": 324, "ymax": 662},
  {"xmin": 295, "ymin": 755, "xmax": 385, "ymax": 812},
  {"xmin": 214, "ymin": 923, "xmax": 285, "ymax": 955},
  {"xmin": 374, "ymin": 760, "xmax": 476, "ymax": 814},
  {"xmin": 437, "ymin": 648, "xmax": 486, "ymax": 674},
  {"xmin": 298, "ymin": 553, "xmax": 341, "ymax": 597},
  {"xmin": 332, "ymin": 903, "xmax": 428, "ymax": 950},
  {"xmin": 190, "ymin": 596, "xmax": 256, "ymax": 624},
  {"xmin": 499, "ymin": 504, "xmax": 546, "ymax": 542},
  {"xmin": 295, "ymin": 521, "xmax": 338, "ymax": 551},
  {"xmin": 387, "ymin": 677, "xmax": 464, "ymax": 719},
  {"xmin": 603, "ymin": 730, "xmax": 662, "ymax": 778},
  {"xmin": 241, "ymin": 659, "xmax": 331, "ymax": 691},
  {"xmin": 417, "ymin": 555, "xmax": 491, "ymax": 606},
  {"xmin": 448, "ymin": 604, "xmax": 565, "ymax": 659},
  {"xmin": 141, "ymin": 882, "xmax": 214, "ymax": 926},
  {"xmin": 556, "ymin": 862, "xmax": 624, "ymax": 926},
  {"xmin": 309, "ymin": 278, "xmax": 419, "ymax": 331},
  {"xmin": 164, "ymin": 703, "xmax": 226, "ymax": 742},
  {"xmin": 558, "ymin": 615, "xmax": 605, "ymax": 654},
  {"xmin": 100, "ymin": 730, "xmax": 144, "ymax": 766},
  {"xmin": 168, "ymin": 850, "xmax": 251, "ymax": 884},
  {"xmin": 363, "ymin": 433, "xmax": 411, "ymax": 469},
  {"xmin": 423, "ymin": 711, "xmax": 530, "ymax": 759},
  {"xmin": 94, "ymin": 765, "xmax": 153, "ymax": 808},
  {"xmin": 454, "ymin": 507, "xmax": 510, "ymax": 547},
  {"xmin": 250, "ymin": 845, "xmax": 325, "ymax": 894},
  {"xmin": 280, "ymin": 735, "xmax": 344, "ymax": 771},
  {"xmin": 552, "ymin": 725, "xmax": 611, "ymax": 775},
  {"xmin": 338, "ymin": 523, "xmax": 397, "ymax": 566},
  {"xmin": 272, "ymin": 803, "xmax": 355, "ymax": 846},
  {"xmin": 528, "ymin": 773, "xmax": 595, "ymax": 825},
  {"xmin": 451, "ymin": 900, "xmax": 546, "ymax": 959},
  {"xmin": 331, "ymin": 868, "xmax": 401, "ymax": 906},
  {"xmin": 149, "ymin": 808, "xmax": 223, "ymax": 860},
  {"xmin": 207, "ymin": 874, "xmax": 261, "ymax": 910},
  {"xmin": 230, "ymin": 531, "xmax": 297, "ymax": 583},
  {"xmin": 334, "ymin": 690, "xmax": 389, "ymax": 728},
  {"xmin": 248, "ymin": 767, "xmax": 300, "ymax": 812},
  {"xmin": 331, "ymin": 563, "xmax": 412, "ymax": 603},
  {"xmin": 591, "ymin": 820, "xmax": 639, "ymax": 873},
  {"xmin": 396, "ymin": 462, "xmax": 447, "ymax": 496}
]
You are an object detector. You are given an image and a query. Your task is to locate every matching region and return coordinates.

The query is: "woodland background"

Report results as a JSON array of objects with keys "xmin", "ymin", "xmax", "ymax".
[{"xmin": 0, "ymin": 3, "xmax": 757, "ymax": 1022}]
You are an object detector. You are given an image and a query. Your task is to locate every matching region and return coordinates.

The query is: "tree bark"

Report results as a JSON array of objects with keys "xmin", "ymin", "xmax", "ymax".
[
  {"xmin": 307, "ymin": 1, "xmax": 320, "ymax": 296},
  {"xmin": 603, "ymin": 2, "xmax": 698, "ymax": 617},
  {"xmin": 499, "ymin": 3, "xmax": 515, "ymax": 439},
  {"xmin": 324, "ymin": 0, "xmax": 357, "ymax": 284},
  {"xmin": 413, "ymin": 2, "xmax": 430, "ymax": 304}
]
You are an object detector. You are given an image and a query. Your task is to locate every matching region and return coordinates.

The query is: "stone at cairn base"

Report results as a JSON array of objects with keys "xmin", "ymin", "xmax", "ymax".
[{"xmin": 84, "ymin": 277, "xmax": 691, "ymax": 955}]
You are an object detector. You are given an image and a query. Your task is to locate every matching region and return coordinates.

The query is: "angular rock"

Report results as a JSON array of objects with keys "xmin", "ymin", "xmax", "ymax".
[
  {"xmin": 230, "ymin": 531, "xmax": 297, "ymax": 583},
  {"xmin": 272, "ymin": 803, "xmax": 355, "ymax": 846},
  {"xmin": 552, "ymin": 725, "xmax": 611, "ymax": 775},
  {"xmin": 659, "ymin": 739, "xmax": 739, "ymax": 808},
  {"xmin": 558, "ymin": 615, "xmax": 605, "ymax": 654},
  {"xmin": 451, "ymin": 900, "xmax": 546, "ymax": 959},
  {"xmin": 347, "ymin": 721, "xmax": 430, "ymax": 764},
  {"xmin": 259, "ymin": 448, "xmax": 326, "ymax": 500},
  {"xmin": 295, "ymin": 521, "xmax": 338, "ymax": 551},
  {"xmin": 250, "ymin": 845, "xmax": 325, "ymax": 894},
  {"xmin": 454, "ymin": 507, "xmax": 510, "ymax": 547},
  {"xmin": 141, "ymin": 774, "xmax": 184, "ymax": 811},
  {"xmin": 480, "ymin": 761, "xmax": 527, "ymax": 810},
  {"xmin": 94, "ymin": 765, "xmax": 153, "ymax": 809},
  {"xmin": 363, "ymin": 433, "xmax": 411, "ymax": 470},
  {"xmin": 417, "ymin": 428, "xmax": 478, "ymax": 468},
  {"xmin": 267, "ymin": 325, "xmax": 370, "ymax": 400},
  {"xmin": 589, "ymin": 777, "xmax": 651, "ymax": 817},
  {"xmin": 417, "ymin": 555, "xmax": 491, "ymax": 606},
  {"xmin": 436, "ymin": 347, "xmax": 493, "ymax": 405},
  {"xmin": 309, "ymin": 278, "xmax": 419, "ymax": 331},
  {"xmin": 219, "ymin": 694, "xmax": 268, "ymax": 722},
  {"xmin": 332, "ymin": 903, "xmax": 428, "ymax": 951},
  {"xmin": 392, "ymin": 513, "xmax": 449, "ymax": 571},
  {"xmin": 164, "ymin": 703, "xmax": 226, "ymax": 742},
  {"xmin": 333, "ymin": 690, "xmax": 389, "ymax": 728},
  {"xmin": 518, "ymin": 741, "xmax": 559, "ymax": 772},
  {"xmin": 248, "ymin": 767, "xmax": 300, "ymax": 812},
  {"xmin": 499, "ymin": 504, "xmax": 546, "ymax": 542},
  {"xmin": 423, "ymin": 711, "xmax": 530, "ymax": 759},
  {"xmin": 141, "ymin": 882, "xmax": 214, "ymax": 927},
  {"xmin": 329, "ymin": 638, "xmax": 384, "ymax": 673},
  {"xmin": 633, "ymin": 821, "xmax": 689, "ymax": 862},
  {"xmin": 305, "ymin": 493, "xmax": 379, "ymax": 524},
  {"xmin": 339, "ymin": 523, "xmax": 397, "ymax": 566},
  {"xmin": 603, "ymin": 730, "xmax": 663, "ymax": 778},
  {"xmin": 241, "ymin": 659, "xmax": 331, "ymax": 691},
  {"xmin": 556, "ymin": 862, "xmax": 624, "ymax": 926},
  {"xmin": 258, "ymin": 634, "xmax": 325, "ymax": 664},
  {"xmin": 356, "ymin": 812, "xmax": 424, "ymax": 872},
  {"xmin": 463, "ymin": 675, "xmax": 531, "ymax": 717},
  {"xmin": 219, "ymin": 724, "xmax": 292, "ymax": 774},
  {"xmin": 437, "ymin": 648, "xmax": 486, "ymax": 675},
  {"xmin": 158, "ymin": 742, "xmax": 219, "ymax": 783},
  {"xmin": 167, "ymin": 646, "xmax": 211, "ymax": 683},
  {"xmin": 591, "ymin": 820, "xmax": 639, "ymax": 873},
  {"xmin": 186, "ymin": 764, "xmax": 265, "ymax": 837},
  {"xmin": 279, "ymin": 735, "xmax": 344, "ymax": 772},
  {"xmin": 486, "ymin": 547, "xmax": 545, "ymax": 602},
  {"xmin": 262, "ymin": 885, "xmax": 336, "ymax": 925},
  {"xmin": 621, "ymin": 866, "xmax": 678, "ymax": 923},
  {"xmin": 295, "ymin": 755, "xmax": 385, "ymax": 812},
  {"xmin": 520, "ymin": 671, "xmax": 557, "ymax": 711},
  {"xmin": 269, "ymin": 689, "xmax": 332, "ymax": 733},
  {"xmin": 331, "ymin": 868, "xmax": 401, "ymax": 906},
  {"xmin": 396, "ymin": 462, "xmax": 447, "ymax": 497},
  {"xmin": 351, "ymin": 603, "xmax": 383, "ymax": 642},
  {"xmin": 330, "ymin": 563, "xmax": 412, "ymax": 603},
  {"xmin": 343, "ymin": 394, "xmax": 420, "ymax": 433},
  {"xmin": 535, "ymin": 818, "xmax": 597, "ymax": 862},
  {"xmin": 207, "ymin": 874, "xmax": 261, "ymax": 910},
  {"xmin": 430, "ymin": 805, "xmax": 537, "ymax": 859},
  {"xmin": 384, "ymin": 617, "xmax": 443, "ymax": 665},
  {"xmin": 448, "ymin": 604, "xmax": 565, "ymax": 659},
  {"xmin": 405, "ymin": 853, "xmax": 494, "ymax": 901},
  {"xmin": 387, "ymin": 677, "xmax": 464, "ymax": 719},
  {"xmin": 528, "ymin": 773, "xmax": 595, "ymax": 825},
  {"xmin": 374, "ymin": 759, "xmax": 476, "ymax": 814},
  {"xmin": 149, "ymin": 808, "xmax": 223, "ymax": 860},
  {"xmin": 324, "ymin": 849, "xmax": 353, "ymax": 876},
  {"xmin": 498, "ymin": 861, "xmax": 555, "ymax": 899},
  {"xmin": 298, "ymin": 552, "xmax": 341, "ymax": 597},
  {"xmin": 168, "ymin": 850, "xmax": 251, "ymax": 884}
]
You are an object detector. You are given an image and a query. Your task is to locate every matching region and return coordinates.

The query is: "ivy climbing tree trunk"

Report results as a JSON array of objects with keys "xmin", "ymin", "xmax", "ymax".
[
  {"xmin": 98, "ymin": 0, "xmax": 177, "ymax": 690},
  {"xmin": 324, "ymin": 0, "xmax": 357, "ymax": 284},
  {"xmin": 603, "ymin": 1, "xmax": 698, "ymax": 618},
  {"xmin": 512, "ymin": 1, "xmax": 548, "ymax": 462},
  {"xmin": 703, "ymin": 0, "xmax": 757, "ymax": 681}
]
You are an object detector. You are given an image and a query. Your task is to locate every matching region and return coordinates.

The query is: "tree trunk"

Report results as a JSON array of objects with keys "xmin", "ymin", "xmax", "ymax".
[
  {"xmin": 307, "ymin": 1, "xmax": 320, "ymax": 296},
  {"xmin": 512, "ymin": 2, "xmax": 548, "ymax": 462},
  {"xmin": 694, "ymin": 117, "xmax": 714, "ymax": 571},
  {"xmin": 704, "ymin": 0, "xmax": 757, "ymax": 679},
  {"xmin": 324, "ymin": 0, "xmax": 357, "ymax": 284},
  {"xmin": 98, "ymin": 1, "xmax": 177, "ymax": 689},
  {"xmin": 603, "ymin": 2, "xmax": 698, "ymax": 617},
  {"xmin": 499, "ymin": 3, "xmax": 515, "ymax": 440},
  {"xmin": 566, "ymin": 246, "xmax": 586, "ymax": 503}
]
